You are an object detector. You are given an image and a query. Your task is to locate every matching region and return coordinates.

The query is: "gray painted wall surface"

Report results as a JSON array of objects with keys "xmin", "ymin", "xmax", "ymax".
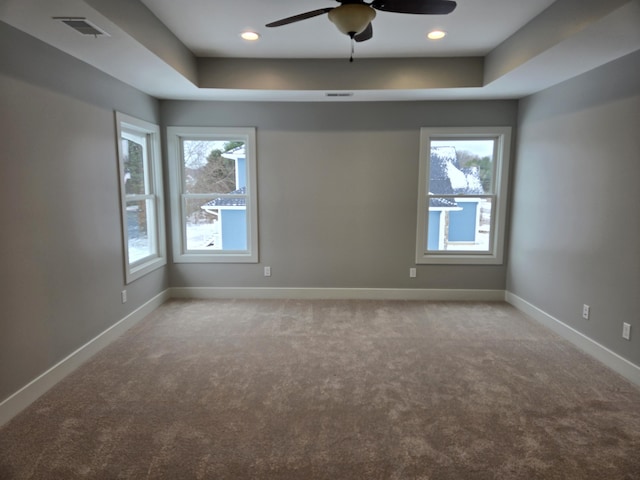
[
  {"xmin": 508, "ymin": 49, "xmax": 640, "ymax": 367},
  {"xmin": 161, "ymin": 100, "xmax": 517, "ymax": 289},
  {"xmin": 0, "ymin": 23, "xmax": 168, "ymax": 402}
]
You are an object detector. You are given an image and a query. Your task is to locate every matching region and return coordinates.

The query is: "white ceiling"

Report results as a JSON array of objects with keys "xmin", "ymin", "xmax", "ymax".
[
  {"xmin": 1, "ymin": 0, "xmax": 639, "ymax": 101},
  {"xmin": 138, "ymin": 0, "xmax": 556, "ymax": 58}
]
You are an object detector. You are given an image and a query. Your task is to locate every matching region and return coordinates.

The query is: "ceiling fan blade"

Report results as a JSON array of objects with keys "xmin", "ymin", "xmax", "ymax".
[
  {"xmin": 266, "ymin": 8, "xmax": 334, "ymax": 27},
  {"xmin": 371, "ymin": 0, "xmax": 457, "ymax": 15},
  {"xmin": 354, "ymin": 23, "xmax": 373, "ymax": 42}
]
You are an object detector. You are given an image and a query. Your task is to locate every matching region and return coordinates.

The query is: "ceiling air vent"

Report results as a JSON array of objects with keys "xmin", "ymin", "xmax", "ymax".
[{"xmin": 55, "ymin": 17, "xmax": 110, "ymax": 37}]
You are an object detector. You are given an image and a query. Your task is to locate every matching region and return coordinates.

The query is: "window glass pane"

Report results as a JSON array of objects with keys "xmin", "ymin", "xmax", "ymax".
[
  {"xmin": 427, "ymin": 197, "xmax": 493, "ymax": 252},
  {"xmin": 126, "ymin": 199, "xmax": 154, "ymax": 262},
  {"xmin": 182, "ymin": 140, "xmax": 246, "ymax": 195},
  {"xmin": 184, "ymin": 196, "xmax": 248, "ymax": 251},
  {"xmin": 123, "ymin": 138, "xmax": 146, "ymax": 195},
  {"xmin": 184, "ymin": 197, "xmax": 219, "ymax": 250},
  {"xmin": 430, "ymin": 140, "xmax": 494, "ymax": 194}
]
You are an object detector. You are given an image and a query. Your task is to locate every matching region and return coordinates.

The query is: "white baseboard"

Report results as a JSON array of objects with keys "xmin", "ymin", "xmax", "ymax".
[
  {"xmin": 170, "ymin": 287, "xmax": 507, "ymax": 302},
  {"xmin": 0, "ymin": 289, "xmax": 171, "ymax": 427},
  {"xmin": 506, "ymin": 292, "xmax": 640, "ymax": 388}
]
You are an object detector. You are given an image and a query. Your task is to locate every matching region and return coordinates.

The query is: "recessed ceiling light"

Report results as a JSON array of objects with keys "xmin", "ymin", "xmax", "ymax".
[
  {"xmin": 427, "ymin": 30, "xmax": 446, "ymax": 40},
  {"xmin": 241, "ymin": 31, "xmax": 260, "ymax": 41}
]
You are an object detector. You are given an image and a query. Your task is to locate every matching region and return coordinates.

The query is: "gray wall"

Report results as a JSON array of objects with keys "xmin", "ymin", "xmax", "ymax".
[
  {"xmin": 162, "ymin": 100, "xmax": 518, "ymax": 290},
  {"xmin": 508, "ymin": 49, "xmax": 640, "ymax": 367},
  {"xmin": 0, "ymin": 23, "xmax": 168, "ymax": 403}
]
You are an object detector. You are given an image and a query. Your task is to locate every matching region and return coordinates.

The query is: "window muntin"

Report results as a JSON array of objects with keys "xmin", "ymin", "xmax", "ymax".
[
  {"xmin": 168, "ymin": 127, "xmax": 258, "ymax": 263},
  {"xmin": 115, "ymin": 113, "xmax": 166, "ymax": 283},
  {"xmin": 416, "ymin": 127, "xmax": 511, "ymax": 264}
]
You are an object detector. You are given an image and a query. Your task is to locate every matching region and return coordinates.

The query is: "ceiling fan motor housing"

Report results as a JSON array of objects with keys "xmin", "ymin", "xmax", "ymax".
[{"xmin": 328, "ymin": 4, "xmax": 376, "ymax": 37}]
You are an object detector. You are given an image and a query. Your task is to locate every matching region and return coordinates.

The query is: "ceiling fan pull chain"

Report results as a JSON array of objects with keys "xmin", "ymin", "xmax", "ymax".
[{"xmin": 350, "ymin": 37, "xmax": 355, "ymax": 62}]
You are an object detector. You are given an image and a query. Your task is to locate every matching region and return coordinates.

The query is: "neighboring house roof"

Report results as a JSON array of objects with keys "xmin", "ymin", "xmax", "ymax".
[
  {"xmin": 202, "ymin": 186, "xmax": 246, "ymax": 209},
  {"xmin": 428, "ymin": 146, "xmax": 484, "ymax": 208},
  {"xmin": 430, "ymin": 146, "xmax": 484, "ymax": 196},
  {"xmin": 221, "ymin": 144, "xmax": 245, "ymax": 161},
  {"xmin": 429, "ymin": 196, "xmax": 458, "ymax": 208}
]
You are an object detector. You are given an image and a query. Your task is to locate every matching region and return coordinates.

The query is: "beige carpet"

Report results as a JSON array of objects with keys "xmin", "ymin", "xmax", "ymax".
[{"xmin": 1, "ymin": 299, "xmax": 639, "ymax": 479}]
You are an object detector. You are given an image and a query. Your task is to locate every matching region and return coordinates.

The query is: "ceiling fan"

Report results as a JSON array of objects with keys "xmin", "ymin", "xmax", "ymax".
[{"xmin": 266, "ymin": 0, "xmax": 457, "ymax": 44}]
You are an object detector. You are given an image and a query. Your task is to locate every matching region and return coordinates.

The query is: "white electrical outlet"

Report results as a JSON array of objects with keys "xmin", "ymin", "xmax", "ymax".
[
  {"xmin": 409, "ymin": 268, "xmax": 417, "ymax": 278},
  {"xmin": 264, "ymin": 266, "xmax": 271, "ymax": 277},
  {"xmin": 582, "ymin": 304, "xmax": 590, "ymax": 320},
  {"xmin": 622, "ymin": 323, "xmax": 631, "ymax": 340},
  {"xmin": 121, "ymin": 290, "xmax": 127, "ymax": 304}
]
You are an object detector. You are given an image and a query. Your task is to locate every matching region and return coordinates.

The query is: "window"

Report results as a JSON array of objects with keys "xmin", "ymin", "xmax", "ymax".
[
  {"xmin": 115, "ymin": 112, "xmax": 166, "ymax": 283},
  {"xmin": 167, "ymin": 127, "xmax": 258, "ymax": 263},
  {"xmin": 416, "ymin": 127, "xmax": 511, "ymax": 264}
]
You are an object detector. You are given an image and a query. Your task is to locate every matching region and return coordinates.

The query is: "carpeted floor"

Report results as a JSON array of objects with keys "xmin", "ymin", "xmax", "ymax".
[{"xmin": 1, "ymin": 299, "xmax": 640, "ymax": 479}]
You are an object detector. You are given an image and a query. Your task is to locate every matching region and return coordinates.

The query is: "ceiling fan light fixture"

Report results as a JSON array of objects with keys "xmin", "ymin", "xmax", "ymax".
[
  {"xmin": 427, "ymin": 29, "xmax": 446, "ymax": 40},
  {"xmin": 240, "ymin": 31, "xmax": 260, "ymax": 41},
  {"xmin": 328, "ymin": 4, "xmax": 376, "ymax": 37}
]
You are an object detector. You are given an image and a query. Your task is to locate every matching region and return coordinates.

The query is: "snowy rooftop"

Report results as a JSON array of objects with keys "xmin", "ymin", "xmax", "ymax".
[
  {"xmin": 202, "ymin": 186, "xmax": 247, "ymax": 208},
  {"xmin": 221, "ymin": 145, "xmax": 246, "ymax": 161},
  {"xmin": 429, "ymin": 146, "xmax": 484, "ymax": 200},
  {"xmin": 429, "ymin": 196, "xmax": 459, "ymax": 208}
]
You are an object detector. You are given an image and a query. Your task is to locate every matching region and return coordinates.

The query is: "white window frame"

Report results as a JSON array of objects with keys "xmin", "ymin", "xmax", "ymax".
[
  {"xmin": 167, "ymin": 126, "xmax": 258, "ymax": 263},
  {"xmin": 115, "ymin": 112, "xmax": 166, "ymax": 283},
  {"xmin": 415, "ymin": 126, "xmax": 511, "ymax": 265}
]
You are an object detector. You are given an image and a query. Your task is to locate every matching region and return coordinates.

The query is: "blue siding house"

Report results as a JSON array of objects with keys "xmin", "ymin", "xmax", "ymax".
[{"xmin": 200, "ymin": 146, "xmax": 248, "ymax": 250}]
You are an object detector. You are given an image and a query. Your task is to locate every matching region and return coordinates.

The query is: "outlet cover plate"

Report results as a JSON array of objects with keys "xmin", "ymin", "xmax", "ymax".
[{"xmin": 622, "ymin": 322, "xmax": 631, "ymax": 340}]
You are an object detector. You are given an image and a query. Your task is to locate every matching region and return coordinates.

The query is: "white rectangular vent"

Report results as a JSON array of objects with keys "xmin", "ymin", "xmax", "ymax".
[{"xmin": 55, "ymin": 17, "xmax": 110, "ymax": 37}]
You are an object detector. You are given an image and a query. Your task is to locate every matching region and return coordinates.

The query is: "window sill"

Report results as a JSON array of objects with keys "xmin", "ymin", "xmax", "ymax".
[{"xmin": 416, "ymin": 253, "xmax": 503, "ymax": 265}]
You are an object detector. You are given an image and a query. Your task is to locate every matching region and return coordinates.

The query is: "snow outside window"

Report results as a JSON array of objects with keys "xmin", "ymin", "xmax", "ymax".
[
  {"xmin": 115, "ymin": 112, "xmax": 166, "ymax": 283},
  {"xmin": 416, "ymin": 127, "xmax": 511, "ymax": 265},
  {"xmin": 167, "ymin": 127, "xmax": 258, "ymax": 263}
]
